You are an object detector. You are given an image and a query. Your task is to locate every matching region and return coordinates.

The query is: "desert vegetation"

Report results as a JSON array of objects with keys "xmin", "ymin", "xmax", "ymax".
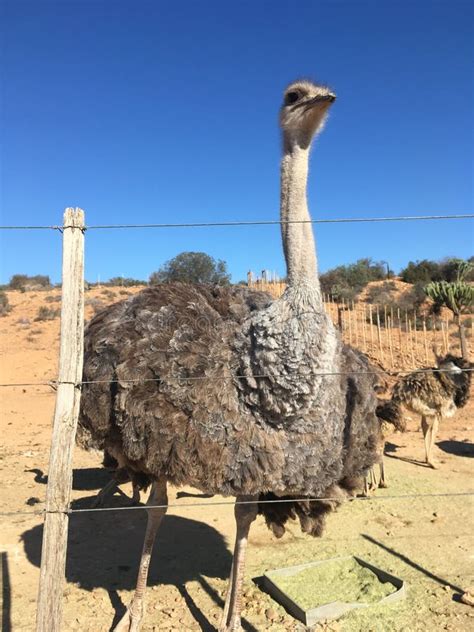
[
  {"xmin": 0, "ymin": 289, "xmax": 12, "ymax": 316},
  {"xmin": 35, "ymin": 306, "xmax": 61, "ymax": 322},
  {"xmin": 149, "ymin": 251, "xmax": 231, "ymax": 285},
  {"xmin": 7, "ymin": 274, "xmax": 51, "ymax": 291}
]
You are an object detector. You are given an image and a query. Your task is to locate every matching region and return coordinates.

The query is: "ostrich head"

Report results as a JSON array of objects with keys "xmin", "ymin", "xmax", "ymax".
[{"xmin": 280, "ymin": 80, "xmax": 336, "ymax": 149}]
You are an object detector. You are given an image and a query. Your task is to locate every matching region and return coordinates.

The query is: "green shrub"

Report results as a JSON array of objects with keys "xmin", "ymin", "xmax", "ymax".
[
  {"xmin": 320, "ymin": 258, "xmax": 390, "ymax": 298},
  {"xmin": 149, "ymin": 251, "xmax": 231, "ymax": 286}
]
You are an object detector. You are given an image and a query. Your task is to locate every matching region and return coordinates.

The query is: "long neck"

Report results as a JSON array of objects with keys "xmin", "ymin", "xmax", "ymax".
[{"xmin": 280, "ymin": 143, "xmax": 321, "ymax": 296}]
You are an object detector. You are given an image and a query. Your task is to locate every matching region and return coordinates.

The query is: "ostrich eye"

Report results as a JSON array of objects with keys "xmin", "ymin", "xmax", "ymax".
[{"xmin": 285, "ymin": 91, "xmax": 300, "ymax": 105}]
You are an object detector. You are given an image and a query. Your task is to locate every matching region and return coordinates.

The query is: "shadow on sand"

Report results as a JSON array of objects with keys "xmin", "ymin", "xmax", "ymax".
[
  {"xmin": 25, "ymin": 468, "xmax": 114, "ymax": 492},
  {"xmin": 436, "ymin": 440, "xmax": 474, "ymax": 458},
  {"xmin": 21, "ymin": 496, "xmax": 258, "ymax": 632},
  {"xmin": 362, "ymin": 533, "xmax": 464, "ymax": 596},
  {"xmin": 1, "ymin": 551, "xmax": 12, "ymax": 632}
]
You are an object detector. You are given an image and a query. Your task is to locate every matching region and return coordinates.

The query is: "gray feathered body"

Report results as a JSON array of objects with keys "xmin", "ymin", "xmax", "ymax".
[{"xmin": 78, "ymin": 284, "xmax": 380, "ymax": 534}]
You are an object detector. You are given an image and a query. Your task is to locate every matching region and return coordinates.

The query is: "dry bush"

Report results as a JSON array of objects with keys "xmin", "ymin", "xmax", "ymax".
[
  {"xmin": 0, "ymin": 290, "xmax": 11, "ymax": 316},
  {"xmin": 364, "ymin": 281, "xmax": 398, "ymax": 305},
  {"xmin": 100, "ymin": 289, "xmax": 115, "ymax": 300},
  {"xmin": 35, "ymin": 306, "xmax": 60, "ymax": 321},
  {"xmin": 16, "ymin": 317, "xmax": 31, "ymax": 327},
  {"xmin": 85, "ymin": 297, "xmax": 105, "ymax": 315},
  {"xmin": 44, "ymin": 295, "xmax": 61, "ymax": 303},
  {"xmin": 9, "ymin": 274, "xmax": 51, "ymax": 291}
]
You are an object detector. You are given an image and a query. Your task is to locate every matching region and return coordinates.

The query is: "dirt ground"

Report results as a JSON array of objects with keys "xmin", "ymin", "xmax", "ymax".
[{"xmin": 0, "ymin": 287, "xmax": 473, "ymax": 631}]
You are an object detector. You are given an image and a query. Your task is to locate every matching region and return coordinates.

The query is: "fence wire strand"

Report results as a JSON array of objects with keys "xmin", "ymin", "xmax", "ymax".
[
  {"xmin": 0, "ymin": 367, "xmax": 472, "ymax": 389},
  {"xmin": 0, "ymin": 491, "xmax": 473, "ymax": 518},
  {"xmin": 0, "ymin": 213, "xmax": 473, "ymax": 231}
]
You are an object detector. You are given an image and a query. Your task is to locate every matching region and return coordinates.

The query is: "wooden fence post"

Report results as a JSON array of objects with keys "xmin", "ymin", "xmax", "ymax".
[
  {"xmin": 376, "ymin": 305, "xmax": 384, "ymax": 364},
  {"xmin": 361, "ymin": 304, "xmax": 367, "ymax": 352},
  {"xmin": 408, "ymin": 319, "xmax": 415, "ymax": 368},
  {"xmin": 348, "ymin": 301, "xmax": 353, "ymax": 345},
  {"xmin": 369, "ymin": 304, "xmax": 374, "ymax": 350},
  {"xmin": 423, "ymin": 319, "xmax": 429, "ymax": 365},
  {"xmin": 36, "ymin": 208, "xmax": 85, "ymax": 632},
  {"xmin": 387, "ymin": 315, "xmax": 394, "ymax": 368},
  {"xmin": 397, "ymin": 308, "xmax": 403, "ymax": 363}
]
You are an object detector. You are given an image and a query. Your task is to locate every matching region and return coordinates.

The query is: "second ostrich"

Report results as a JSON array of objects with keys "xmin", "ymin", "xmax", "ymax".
[
  {"xmin": 77, "ymin": 80, "xmax": 380, "ymax": 632},
  {"xmin": 377, "ymin": 354, "xmax": 472, "ymax": 468}
]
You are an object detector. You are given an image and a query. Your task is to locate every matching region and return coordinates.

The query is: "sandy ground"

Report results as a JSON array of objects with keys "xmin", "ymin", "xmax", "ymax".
[{"xmin": 0, "ymin": 287, "xmax": 473, "ymax": 631}]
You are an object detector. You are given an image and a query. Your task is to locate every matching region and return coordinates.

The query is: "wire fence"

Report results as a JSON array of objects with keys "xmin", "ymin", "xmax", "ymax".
[
  {"xmin": 2, "ymin": 208, "xmax": 474, "ymax": 632},
  {"xmin": 1, "ymin": 492, "xmax": 473, "ymax": 518},
  {"xmin": 0, "ymin": 212, "xmax": 473, "ymax": 231},
  {"xmin": 0, "ymin": 366, "xmax": 473, "ymax": 389}
]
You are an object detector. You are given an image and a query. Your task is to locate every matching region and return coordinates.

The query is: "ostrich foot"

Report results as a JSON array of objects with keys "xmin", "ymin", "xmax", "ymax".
[
  {"xmin": 92, "ymin": 480, "xmax": 120, "ymax": 508},
  {"xmin": 113, "ymin": 606, "xmax": 143, "ymax": 632},
  {"xmin": 378, "ymin": 481, "xmax": 388, "ymax": 488},
  {"xmin": 218, "ymin": 618, "xmax": 242, "ymax": 632},
  {"xmin": 93, "ymin": 483, "xmax": 140, "ymax": 508}
]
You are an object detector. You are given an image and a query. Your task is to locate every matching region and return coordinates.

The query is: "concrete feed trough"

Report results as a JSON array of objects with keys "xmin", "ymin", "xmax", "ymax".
[{"xmin": 262, "ymin": 555, "xmax": 406, "ymax": 626}]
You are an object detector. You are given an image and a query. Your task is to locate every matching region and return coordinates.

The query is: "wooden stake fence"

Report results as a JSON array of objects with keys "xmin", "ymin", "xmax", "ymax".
[{"xmin": 36, "ymin": 209, "xmax": 85, "ymax": 632}]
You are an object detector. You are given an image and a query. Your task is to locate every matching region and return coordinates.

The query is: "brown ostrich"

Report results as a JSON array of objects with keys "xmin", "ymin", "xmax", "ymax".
[
  {"xmin": 77, "ymin": 79, "xmax": 381, "ymax": 632},
  {"xmin": 377, "ymin": 354, "xmax": 472, "ymax": 469}
]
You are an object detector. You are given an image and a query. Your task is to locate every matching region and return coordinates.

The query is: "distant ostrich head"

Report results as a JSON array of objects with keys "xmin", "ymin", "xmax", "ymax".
[
  {"xmin": 280, "ymin": 80, "xmax": 336, "ymax": 149},
  {"xmin": 436, "ymin": 353, "xmax": 472, "ymax": 374}
]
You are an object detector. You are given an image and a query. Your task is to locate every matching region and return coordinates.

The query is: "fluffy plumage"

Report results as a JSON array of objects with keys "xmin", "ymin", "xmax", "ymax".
[{"xmin": 78, "ymin": 284, "xmax": 380, "ymax": 515}]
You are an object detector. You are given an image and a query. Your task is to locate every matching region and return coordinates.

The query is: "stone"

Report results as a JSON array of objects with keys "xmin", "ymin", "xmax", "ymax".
[
  {"xmin": 265, "ymin": 607, "xmax": 278, "ymax": 621},
  {"xmin": 460, "ymin": 587, "xmax": 474, "ymax": 607}
]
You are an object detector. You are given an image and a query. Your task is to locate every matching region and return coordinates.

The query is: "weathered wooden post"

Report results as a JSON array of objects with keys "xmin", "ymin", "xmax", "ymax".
[
  {"xmin": 397, "ymin": 308, "xmax": 403, "ymax": 363},
  {"xmin": 36, "ymin": 208, "xmax": 85, "ymax": 632},
  {"xmin": 347, "ymin": 300, "xmax": 353, "ymax": 345},
  {"xmin": 387, "ymin": 315, "xmax": 395, "ymax": 368},
  {"xmin": 361, "ymin": 304, "xmax": 367, "ymax": 352},
  {"xmin": 369, "ymin": 304, "xmax": 374, "ymax": 350},
  {"xmin": 408, "ymin": 319, "xmax": 415, "ymax": 368},
  {"xmin": 422, "ymin": 318, "xmax": 429, "ymax": 364},
  {"xmin": 376, "ymin": 305, "xmax": 384, "ymax": 364}
]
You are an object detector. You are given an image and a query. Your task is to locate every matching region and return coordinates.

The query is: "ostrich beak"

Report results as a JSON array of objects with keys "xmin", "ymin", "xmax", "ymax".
[{"xmin": 311, "ymin": 93, "xmax": 336, "ymax": 104}]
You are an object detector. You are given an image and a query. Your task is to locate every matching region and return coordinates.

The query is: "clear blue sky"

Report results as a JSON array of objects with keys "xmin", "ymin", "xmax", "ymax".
[{"xmin": 1, "ymin": 0, "xmax": 473, "ymax": 284}]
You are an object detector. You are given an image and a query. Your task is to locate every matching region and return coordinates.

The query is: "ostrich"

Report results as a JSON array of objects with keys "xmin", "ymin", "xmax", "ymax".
[
  {"xmin": 377, "ymin": 354, "xmax": 472, "ymax": 468},
  {"xmin": 77, "ymin": 79, "xmax": 380, "ymax": 632}
]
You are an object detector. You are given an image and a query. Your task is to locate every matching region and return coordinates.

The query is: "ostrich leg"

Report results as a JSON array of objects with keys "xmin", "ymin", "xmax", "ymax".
[
  {"xmin": 219, "ymin": 495, "xmax": 258, "ymax": 632},
  {"xmin": 379, "ymin": 456, "xmax": 388, "ymax": 488},
  {"xmin": 114, "ymin": 479, "xmax": 168, "ymax": 632},
  {"xmin": 423, "ymin": 415, "xmax": 439, "ymax": 468}
]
